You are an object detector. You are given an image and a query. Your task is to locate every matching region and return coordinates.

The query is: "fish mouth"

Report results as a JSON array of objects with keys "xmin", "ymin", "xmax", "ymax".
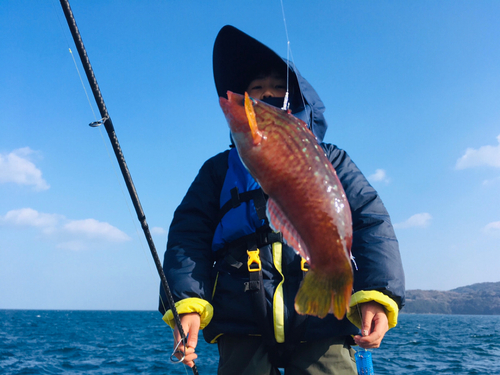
[
  {"xmin": 226, "ymin": 91, "xmax": 246, "ymax": 106},
  {"xmin": 220, "ymin": 91, "xmax": 244, "ymax": 115},
  {"xmin": 219, "ymin": 91, "xmax": 251, "ymax": 133}
]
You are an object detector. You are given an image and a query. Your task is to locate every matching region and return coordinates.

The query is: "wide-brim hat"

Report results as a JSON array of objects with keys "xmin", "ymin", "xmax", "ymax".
[{"xmin": 213, "ymin": 25, "xmax": 293, "ymax": 99}]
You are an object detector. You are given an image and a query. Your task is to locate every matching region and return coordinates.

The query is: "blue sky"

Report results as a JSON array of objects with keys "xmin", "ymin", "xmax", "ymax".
[{"xmin": 1, "ymin": 1, "xmax": 499, "ymax": 311}]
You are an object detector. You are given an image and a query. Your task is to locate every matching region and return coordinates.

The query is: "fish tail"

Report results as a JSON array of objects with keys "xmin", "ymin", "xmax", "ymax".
[{"xmin": 294, "ymin": 269, "xmax": 353, "ymax": 320}]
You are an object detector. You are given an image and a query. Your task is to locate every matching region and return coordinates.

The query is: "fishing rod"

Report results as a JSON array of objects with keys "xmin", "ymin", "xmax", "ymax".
[{"xmin": 58, "ymin": 1, "xmax": 198, "ymax": 374}]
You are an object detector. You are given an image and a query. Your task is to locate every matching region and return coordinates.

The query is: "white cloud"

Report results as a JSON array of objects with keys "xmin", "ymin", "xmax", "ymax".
[
  {"xmin": 1, "ymin": 208, "xmax": 130, "ymax": 249},
  {"xmin": 368, "ymin": 169, "xmax": 390, "ymax": 184},
  {"xmin": 456, "ymin": 135, "xmax": 500, "ymax": 170},
  {"xmin": 482, "ymin": 176, "xmax": 500, "ymax": 186},
  {"xmin": 0, "ymin": 147, "xmax": 50, "ymax": 190},
  {"xmin": 1, "ymin": 208, "xmax": 61, "ymax": 228},
  {"xmin": 483, "ymin": 221, "xmax": 500, "ymax": 234},
  {"xmin": 151, "ymin": 226, "xmax": 166, "ymax": 235},
  {"xmin": 64, "ymin": 219, "xmax": 131, "ymax": 242},
  {"xmin": 394, "ymin": 213, "xmax": 432, "ymax": 229}
]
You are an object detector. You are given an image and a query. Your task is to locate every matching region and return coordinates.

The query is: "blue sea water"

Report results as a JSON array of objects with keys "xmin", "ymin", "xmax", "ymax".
[{"xmin": 1, "ymin": 310, "xmax": 499, "ymax": 374}]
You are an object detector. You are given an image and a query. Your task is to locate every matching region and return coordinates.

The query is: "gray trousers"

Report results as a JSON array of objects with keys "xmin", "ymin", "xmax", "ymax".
[{"xmin": 217, "ymin": 335, "xmax": 357, "ymax": 375}]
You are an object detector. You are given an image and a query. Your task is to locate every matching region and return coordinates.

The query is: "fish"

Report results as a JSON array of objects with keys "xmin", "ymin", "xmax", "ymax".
[{"xmin": 219, "ymin": 91, "xmax": 353, "ymax": 320}]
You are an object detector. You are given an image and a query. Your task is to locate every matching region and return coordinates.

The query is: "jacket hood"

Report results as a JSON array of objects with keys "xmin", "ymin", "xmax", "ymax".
[{"xmin": 213, "ymin": 25, "xmax": 328, "ymax": 143}]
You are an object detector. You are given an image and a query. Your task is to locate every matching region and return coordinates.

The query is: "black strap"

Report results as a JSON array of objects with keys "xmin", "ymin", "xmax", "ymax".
[
  {"xmin": 214, "ymin": 226, "xmax": 282, "ymax": 263},
  {"xmin": 243, "ymin": 245, "xmax": 277, "ymax": 349},
  {"xmin": 219, "ymin": 187, "xmax": 268, "ymax": 221}
]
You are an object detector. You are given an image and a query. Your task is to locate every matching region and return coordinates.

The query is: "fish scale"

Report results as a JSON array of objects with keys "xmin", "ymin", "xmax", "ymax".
[{"xmin": 220, "ymin": 91, "xmax": 353, "ymax": 319}]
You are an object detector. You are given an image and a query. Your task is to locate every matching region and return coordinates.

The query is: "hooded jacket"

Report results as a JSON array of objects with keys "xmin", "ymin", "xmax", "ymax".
[{"xmin": 160, "ymin": 26, "xmax": 405, "ymax": 344}]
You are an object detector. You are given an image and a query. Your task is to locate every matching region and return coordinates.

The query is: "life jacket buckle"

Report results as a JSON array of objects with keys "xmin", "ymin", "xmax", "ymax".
[
  {"xmin": 247, "ymin": 249, "xmax": 262, "ymax": 272},
  {"xmin": 300, "ymin": 257, "xmax": 309, "ymax": 272}
]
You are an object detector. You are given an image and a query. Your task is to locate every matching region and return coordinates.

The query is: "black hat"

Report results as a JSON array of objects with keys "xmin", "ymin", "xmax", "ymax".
[{"xmin": 213, "ymin": 25, "xmax": 291, "ymax": 99}]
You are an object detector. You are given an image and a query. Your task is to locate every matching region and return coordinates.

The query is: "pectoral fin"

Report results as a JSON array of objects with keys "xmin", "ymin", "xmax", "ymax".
[{"xmin": 266, "ymin": 198, "xmax": 310, "ymax": 261}]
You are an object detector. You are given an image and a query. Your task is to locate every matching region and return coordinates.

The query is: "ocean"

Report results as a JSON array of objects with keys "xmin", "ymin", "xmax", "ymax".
[{"xmin": 1, "ymin": 310, "xmax": 499, "ymax": 374}]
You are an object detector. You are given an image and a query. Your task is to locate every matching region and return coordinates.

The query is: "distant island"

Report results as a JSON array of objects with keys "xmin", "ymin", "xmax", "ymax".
[{"xmin": 402, "ymin": 281, "xmax": 500, "ymax": 315}]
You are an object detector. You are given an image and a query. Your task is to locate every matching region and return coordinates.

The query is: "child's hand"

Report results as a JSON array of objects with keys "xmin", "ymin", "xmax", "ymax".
[
  {"xmin": 173, "ymin": 312, "xmax": 201, "ymax": 368},
  {"xmin": 353, "ymin": 301, "xmax": 388, "ymax": 349}
]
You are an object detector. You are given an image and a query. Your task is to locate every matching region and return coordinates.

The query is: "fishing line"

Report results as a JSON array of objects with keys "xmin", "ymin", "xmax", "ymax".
[
  {"xmin": 52, "ymin": 0, "xmax": 99, "ymax": 122},
  {"xmin": 279, "ymin": 0, "xmax": 307, "ymax": 113},
  {"xmin": 280, "ymin": 0, "xmax": 290, "ymax": 111},
  {"xmin": 351, "ymin": 272, "xmax": 375, "ymax": 374}
]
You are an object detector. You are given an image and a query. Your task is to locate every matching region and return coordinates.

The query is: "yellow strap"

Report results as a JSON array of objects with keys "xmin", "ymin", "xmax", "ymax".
[{"xmin": 272, "ymin": 242, "xmax": 285, "ymax": 343}]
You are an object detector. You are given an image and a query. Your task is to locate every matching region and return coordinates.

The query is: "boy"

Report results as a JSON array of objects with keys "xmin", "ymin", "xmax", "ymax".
[{"xmin": 160, "ymin": 25, "xmax": 405, "ymax": 375}]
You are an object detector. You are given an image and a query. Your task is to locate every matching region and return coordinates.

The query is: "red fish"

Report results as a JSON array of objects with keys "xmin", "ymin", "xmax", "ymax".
[{"xmin": 219, "ymin": 92, "xmax": 353, "ymax": 319}]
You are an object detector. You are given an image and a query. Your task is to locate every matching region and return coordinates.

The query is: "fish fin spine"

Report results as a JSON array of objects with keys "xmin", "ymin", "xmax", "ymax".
[{"xmin": 244, "ymin": 93, "xmax": 262, "ymax": 145}]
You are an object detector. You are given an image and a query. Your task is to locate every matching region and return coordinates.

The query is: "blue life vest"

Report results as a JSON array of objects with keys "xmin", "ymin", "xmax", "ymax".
[{"xmin": 212, "ymin": 148, "xmax": 267, "ymax": 253}]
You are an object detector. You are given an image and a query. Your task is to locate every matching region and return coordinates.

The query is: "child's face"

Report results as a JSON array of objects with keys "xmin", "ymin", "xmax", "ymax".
[{"xmin": 246, "ymin": 73, "xmax": 287, "ymax": 100}]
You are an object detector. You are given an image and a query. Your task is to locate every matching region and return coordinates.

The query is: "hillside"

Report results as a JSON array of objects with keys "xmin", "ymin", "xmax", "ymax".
[{"xmin": 403, "ymin": 282, "xmax": 500, "ymax": 315}]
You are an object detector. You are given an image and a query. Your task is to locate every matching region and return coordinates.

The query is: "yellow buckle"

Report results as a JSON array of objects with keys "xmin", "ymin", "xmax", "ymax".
[
  {"xmin": 247, "ymin": 249, "xmax": 262, "ymax": 272},
  {"xmin": 301, "ymin": 257, "xmax": 309, "ymax": 272}
]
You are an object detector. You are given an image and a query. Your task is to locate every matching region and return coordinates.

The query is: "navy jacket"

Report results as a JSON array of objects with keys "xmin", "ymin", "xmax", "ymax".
[{"xmin": 160, "ymin": 25, "xmax": 405, "ymax": 344}]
